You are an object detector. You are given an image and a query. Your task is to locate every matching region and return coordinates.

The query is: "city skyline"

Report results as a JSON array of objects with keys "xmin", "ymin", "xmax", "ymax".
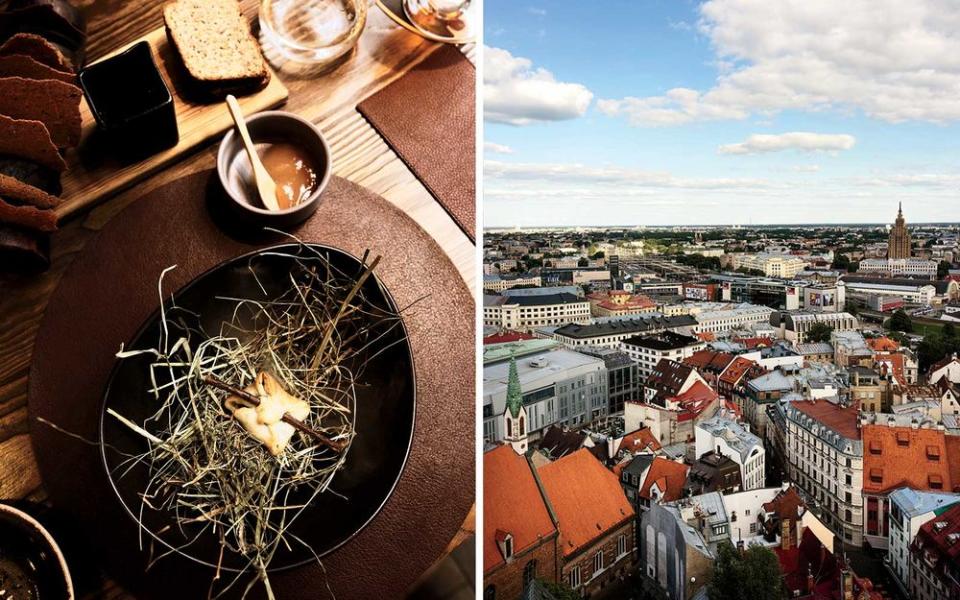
[{"xmin": 484, "ymin": 1, "xmax": 960, "ymax": 227}]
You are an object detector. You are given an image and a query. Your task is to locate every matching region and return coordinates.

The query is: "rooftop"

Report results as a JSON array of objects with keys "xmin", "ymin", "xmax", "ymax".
[
  {"xmin": 697, "ymin": 416, "xmax": 763, "ymax": 463},
  {"xmin": 553, "ymin": 314, "xmax": 697, "ymax": 339},
  {"xmin": 538, "ymin": 449, "xmax": 635, "ymax": 557},
  {"xmin": 483, "ymin": 445, "xmax": 557, "ymax": 573},
  {"xmin": 862, "ymin": 424, "xmax": 958, "ymax": 495},
  {"xmin": 639, "ymin": 456, "xmax": 689, "ymax": 502},
  {"xmin": 889, "ymin": 487, "xmax": 960, "ymax": 519},
  {"xmin": 792, "ymin": 399, "xmax": 862, "ymax": 440},
  {"xmin": 622, "ymin": 330, "xmax": 701, "ymax": 351},
  {"xmin": 484, "ymin": 292, "xmax": 586, "ymax": 307}
]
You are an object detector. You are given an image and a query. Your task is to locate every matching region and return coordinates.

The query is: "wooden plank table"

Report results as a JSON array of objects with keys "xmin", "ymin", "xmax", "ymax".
[{"xmin": 0, "ymin": 1, "xmax": 475, "ymax": 597}]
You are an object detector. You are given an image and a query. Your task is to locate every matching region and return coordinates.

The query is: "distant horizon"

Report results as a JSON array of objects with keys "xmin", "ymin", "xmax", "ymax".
[{"xmin": 484, "ymin": 221, "xmax": 960, "ymax": 231}]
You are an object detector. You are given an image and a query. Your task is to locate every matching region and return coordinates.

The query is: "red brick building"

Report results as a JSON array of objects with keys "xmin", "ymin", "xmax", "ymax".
[
  {"xmin": 483, "ymin": 445, "xmax": 560, "ymax": 600},
  {"xmin": 538, "ymin": 449, "xmax": 636, "ymax": 597}
]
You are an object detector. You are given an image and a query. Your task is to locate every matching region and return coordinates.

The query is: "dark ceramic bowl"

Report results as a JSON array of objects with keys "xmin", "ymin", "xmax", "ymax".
[
  {"xmin": 217, "ymin": 111, "xmax": 332, "ymax": 228},
  {"xmin": 79, "ymin": 41, "xmax": 178, "ymax": 156},
  {"xmin": 0, "ymin": 503, "xmax": 73, "ymax": 599},
  {"xmin": 98, "ymin": 243, "xmax": 415, "ymax": 573}
]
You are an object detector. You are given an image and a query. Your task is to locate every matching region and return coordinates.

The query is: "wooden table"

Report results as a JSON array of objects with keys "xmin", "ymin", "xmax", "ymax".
[{"xmin": 0, "ymin": 1, "xmax": 475, "ymax": 597}]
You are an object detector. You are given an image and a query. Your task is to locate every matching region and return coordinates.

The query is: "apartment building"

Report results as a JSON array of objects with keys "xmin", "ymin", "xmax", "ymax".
[
  {"xmin": 551, "ymin": 314, "xmax": 698, "ymax": 349},
  {"xmin": 733, "ymin": 253, "xmax": 806, "ymax": 278},
  {"xmin": 694, "ymin": 304, "xmax": 776, "ymax": 334},
  {"xmin": 621, "ymin": 331, "xmax": 705, "ymax": 378},
  {"xmin": 695, "ymin": 416, "xmax": 766, "ymax": 490},
  {"xmin": 887, "ymin": 488, "xmax": 960, "ymax": 598},
  {"xmin": 859, "ymin": 258, "xmax": 938, "ymax": 279},
  {"xmin": 483, "ymin": 293, "xmax": 591, "ymax": 332},
  {"xmin": 780, "ymin": 398, "xmax": 864, "ymax": 546},
  {"xmin": 772, "ymin": 311, "xmax": 860, "ymax": 343},
  {"xmin": 482, "ymin": 273, "xmax": 542, "ymax": 293}
]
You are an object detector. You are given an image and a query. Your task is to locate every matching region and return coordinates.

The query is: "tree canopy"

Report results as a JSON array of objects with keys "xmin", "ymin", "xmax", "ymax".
[
  {"xmin": 708, "ymin": 542, "xmax": 784, "ymax": 600},
  {"xmin": 807, "ymin": 322, "xmax": 834, "ymax": 343},
  {"xmin": 889, "ymin": 309, "xmax": 913, "ymax": 333}
]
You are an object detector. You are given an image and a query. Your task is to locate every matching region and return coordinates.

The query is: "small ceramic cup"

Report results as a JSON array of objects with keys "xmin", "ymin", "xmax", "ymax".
[
  {"xmin": 217, "ymin": 110, "xmax": 332, "ymax": 228},
  {"xmin": 0, "ymin": 503, "xmax": 74, "ymax": 599}
]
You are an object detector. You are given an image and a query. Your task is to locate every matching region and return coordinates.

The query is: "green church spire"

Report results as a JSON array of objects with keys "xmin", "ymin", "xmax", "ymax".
[{"xmin": 505, "ymin": 354, "xmax": 523, "ymax": 418}]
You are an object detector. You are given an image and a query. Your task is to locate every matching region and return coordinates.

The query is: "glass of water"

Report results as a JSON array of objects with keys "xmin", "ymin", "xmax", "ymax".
[{"xmin": 259, "ymin": 0, "xmax": 367, "ymax": 73}]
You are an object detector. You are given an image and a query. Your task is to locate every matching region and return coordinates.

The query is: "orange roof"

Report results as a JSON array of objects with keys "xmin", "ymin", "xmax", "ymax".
[
  {"xmin": 638, "ymin": 457, "xmax": 689, "ymax": 502},
  {"xmin": 948, "ymin": 436, "xmax": 960, "ymax": 489},
  {"xmin": 862, "ymin": 425, "xmax": 958, "ymax": 494},
  {"xmin": 483, "ymin": 445, "xmax": 557, "ymax": 572},
  {"xmin": 538, "ymin": 449, "xmax": 635, "ymax": 557},
  {"xmin": 735, "ymin": 336, "xmax": 773, "ymax": 349},
  {"xmin": 618, "ymin": 428, "xmax": 662, "ymax": 454},
  {"xmin": 874, "ymin": 352, "xmax": 907, "ymax": 386},
  {"xmin": 673, "ymin": 380, "xmax": 719, "ymax": 422},
  {"xmin": 793, "ymin": 400, "xmax": 861, "ymax": 439},
  {"xmin": 683, "ymin": 349, "xmax": 735, "ymax": 373},
  {"xmin": 695, "ymin": 331, "xmax": 716, "ymax": 342},
  {"xmin": 719, "ymin": 356, "xmax": 759, "ymax": 386},
  {"xmin": 867, "ymin": 336, "xmax": 900, "ymax": 352}
]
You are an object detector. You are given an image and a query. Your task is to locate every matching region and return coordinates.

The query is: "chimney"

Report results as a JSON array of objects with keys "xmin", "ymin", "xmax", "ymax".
[{"xmin": 806, "ymin": 566, "xmax": 815, "ymax": 594}]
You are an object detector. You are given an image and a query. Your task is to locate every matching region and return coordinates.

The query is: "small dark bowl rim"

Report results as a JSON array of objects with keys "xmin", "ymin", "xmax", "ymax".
[
  {"xmin": 96, "ymin": 242, "xmax": 416, "ymax": 573},
  {"xmin": 216, "ymin": 110, "xmax": 333, "ymax": 217},
  {"xmin": 79, "ymin": 40, "xmax": 173, "ymax": 130},
  {"xmin": 0, "ymin": 502, "xmax": 74, "ymax": 598}
]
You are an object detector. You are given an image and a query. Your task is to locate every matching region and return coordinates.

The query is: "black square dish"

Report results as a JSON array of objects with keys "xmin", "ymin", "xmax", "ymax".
[{"xmin": 79, "ymin": 41, "xmax": 178, "ymax": 156}]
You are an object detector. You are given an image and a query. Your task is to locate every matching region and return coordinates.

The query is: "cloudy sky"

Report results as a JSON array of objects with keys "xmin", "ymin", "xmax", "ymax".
[{"xmin": 483, "ymin": 0, "xmax": 960, "ymax": 227}]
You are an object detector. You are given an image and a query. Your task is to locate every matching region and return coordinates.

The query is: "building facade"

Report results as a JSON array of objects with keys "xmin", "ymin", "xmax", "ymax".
[
  {"xmin": 888, "ymin": 203, "xmax": 912, "ymax": 260},
  {"xmin": 621, "ymin": 332, "xmax": 706, "ymax": 378},
  {"xmin": 695, "ymin": 416, "xmax": 766, "ymax": 490},
  {"xmin": 483, "ymin": 293, "xmax": 591, "ymax": 332},
  {"xmin": 780, "ymin": 399, "xmax": 864, "ymax": 546}
]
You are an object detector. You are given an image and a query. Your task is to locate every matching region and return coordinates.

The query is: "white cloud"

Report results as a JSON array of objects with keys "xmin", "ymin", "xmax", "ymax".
[
  {"xmin": 792, "ymin": 164, "xmax": 821, "ymax": 173},
  {"xmin": 484, "ymin": 142, "xmax": 515, "ymax": 154},
  {"xmin": 484, "ymin": 47, "xmax": 593, "ymax": 125},
  {"xmin": 719, "ymin": 132, "xmax": 856, "ymax": 155},
  {"xmin": 528, "ymin": 7, "xmax": 546, "ymax": 16},
  {"xmin": 484, "ymin": 160, "xmax": 770, "ymax": 190},
  {"xmin": 863, "ymin": 173, "xmax": 960, "ymax": 187},
  {"xmin": 598, "ymin": 0, "xmax": 960, "ymax": 125}
]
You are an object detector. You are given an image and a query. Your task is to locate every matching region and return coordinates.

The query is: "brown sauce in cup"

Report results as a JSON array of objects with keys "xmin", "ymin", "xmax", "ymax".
[{"xmin": 259, "ymin": 143, "xmax": 320, "ymax": 210}]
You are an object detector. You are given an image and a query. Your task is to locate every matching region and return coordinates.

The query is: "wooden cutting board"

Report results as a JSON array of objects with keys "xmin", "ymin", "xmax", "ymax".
[{"xmin": 54, "ymin": 26, "xmax": 288, "ymax": 220}]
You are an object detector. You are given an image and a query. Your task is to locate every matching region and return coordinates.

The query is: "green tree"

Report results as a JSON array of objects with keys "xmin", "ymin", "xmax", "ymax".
[
  {"xmin": 832, "ymin": 254, "xmax": 850, "ymax": 271},
  {"xmin": 807, "ymin": 322, "xmax": 834, "ymax": 343},
  {"xmin": 709, "ymin": 542, "xmax": 783, "ymax": 600},
  {"xmin": 578, "ymin": 257, "xmax": 589, "ymax": 267},
  {"xmin": 938, "ymin": 260, "xmax": 952, "ymax": 279},
  {"xmin": 889, "ymin": 309, "xmax": 913, "ymax": 333},
  {"xmin": 945, "ymin": 322, "xmax": 957, "ymax": 340},
  {"xmin": 540, "ymin": 580, "xmax": 581, "ymax": 600},
  {"xmin": 590, "ymin": 251, "xmax": 605, "ymax": 260}
]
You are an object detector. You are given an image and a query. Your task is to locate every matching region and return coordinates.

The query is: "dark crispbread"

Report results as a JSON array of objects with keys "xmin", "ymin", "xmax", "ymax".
[
  {"xmin": 0, "ymin": 113, "xmax": 65, "ymax": 171},
  {"xmin": 0, "ymin": 76, "xmax": 82, "ymax": 148},
  {"xmin": 0, "ymin": 173, "xmax": 60, "ymax": 209},
  {"xmin": 0, "ymin": 53, "xmax": 75, "ymax": 83},
  {"xmin": 0, "ymin": 32, "xmax": 72, "ymax": 71},
  {"xmin": 163, "ymin": 0, "xmax": 269, "ymax": 97}
]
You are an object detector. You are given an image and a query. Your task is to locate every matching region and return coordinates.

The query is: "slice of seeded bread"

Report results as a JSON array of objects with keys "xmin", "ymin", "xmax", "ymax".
[{"xmin": 163, "ymin": 0, "xmax": 269, "ymax": 98}]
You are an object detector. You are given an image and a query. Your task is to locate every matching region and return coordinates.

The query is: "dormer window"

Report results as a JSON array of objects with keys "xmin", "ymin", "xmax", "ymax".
[{"xmin": 495, "ymin": 530, "xmax": 514, "ymax": 561}]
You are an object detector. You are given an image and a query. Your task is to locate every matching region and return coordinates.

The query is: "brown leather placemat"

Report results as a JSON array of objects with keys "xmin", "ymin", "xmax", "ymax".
[
  {"xmin": 358, "ymin": 45, "xmax": 475, "ymax": 241},
  {"xmin": 28, "ymin": 171, "xmax": 475, "ymax": 600}
]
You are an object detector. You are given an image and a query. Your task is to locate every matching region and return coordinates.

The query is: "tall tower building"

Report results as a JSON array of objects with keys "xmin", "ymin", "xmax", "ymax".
[
  {"xmin": 887, "ymin": 202, "xmax": 911, "ymax": 259},
  {"xmin": 501, "ymin": 354, "xmax": 528, "ymax": 455}
]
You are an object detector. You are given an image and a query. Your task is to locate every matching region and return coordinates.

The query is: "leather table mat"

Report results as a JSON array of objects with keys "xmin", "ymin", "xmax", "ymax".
[
  {"xmin": 358, "ymin": 45, "xmax": 475, "ymax": 241},
  {"xmin": 27, "ymin": 171, "xmax": 475, "ymax": 600}
]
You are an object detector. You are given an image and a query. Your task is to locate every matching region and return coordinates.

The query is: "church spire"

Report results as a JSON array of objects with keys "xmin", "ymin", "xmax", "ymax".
[
  {"xmin": 898, "ymin": 201, "xmax": 902, "ymax": 217},
  {"xmin": 505, "ymin": 354, "xmax": 522, "ymax": 418}
]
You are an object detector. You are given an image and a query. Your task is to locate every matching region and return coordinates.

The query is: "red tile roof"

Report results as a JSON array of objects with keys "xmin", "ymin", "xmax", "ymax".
[
  {"xmin": 873, "ymin": 352, "xmax": 907, "ymax": 386},
  {"xmin": 483, "ymin": 331, "xmax": 536, "ymax": 345},
  {"xmin": 866, "ymin": 336, "xmax": 900, "ymax": 352},
  {"xmin": 683, "ymin": 349, "xmax": 735, "ymax": 373},
  {"xmin": 777, "ymin": 528, "xmax": 883, "ymax": 600},
  {"xmin": 672, "ymin": 380, "xmax": 719, "ymax": 422},
  {"xmin": 538, "ymin": 449, "xmax": 635, "ymax": 557},
  {"xmin": 792, "ymin": 399, "xmax": 862, "ymax": 439},
  {"xmin": 638, "ymin": 456, "xmax": 689, "ymax": 502},
  {"xmin": 719, "ymin": 356, "xmax": 760, "ymax": 387},
  {"xmin": 734, "ymin": 336, "xmax": 773, "ymax": 349},
  {"xmin": 863, "ymin": 425, "xmax": 958, "ymax": 494},
  {"xmin": 483, "ymin": 445, "xmax": 557, "ymax": 572},
  {"xmin": 618, "ymin": 428, "xmax": 662, "ymax": 454},
  {"xmin": 913, "ymin": 502, "xmax": 960, "ymax": 573},
  {"xmin": 694, "ymin": 331, "xmax": 716, "ymax": 342}
]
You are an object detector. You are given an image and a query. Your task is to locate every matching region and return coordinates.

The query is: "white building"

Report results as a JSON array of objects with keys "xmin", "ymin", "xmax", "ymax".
[
  {"xmin": 694, "ymin": 304, "xmax": 776, "ymax": 334},
  {"xmin": 552, "ymin": 314, "xmax": 698, "ymax": 349},
  {"xmin": 483, "ymin": 293, "xmax": 590, "ymax": 332},
  {"xmin": 482, "ymin": 273, "xmax": 541, "ymax": 293},
  {"xmin": 695, "ymin": 416, "xmax": 766, "ymax": 490},
  {"xmin": 843, "ymin": 279, "xmax": 938, "ymax": 305},
  {"xmin": 621, "ymin": 332, "xmax": 705, "ymax": 378},
  {"xmin": 482, "ymin": 346, "xmax": 608, "ymax": 442},
  {"xmin": 858, "ymin": 258, "xmax": 938, "ymax": 278},
  {"xmin": 779, "ymin": 398, "xmax": 864, "ymax": 545},
  {"xmin": 733, "ymin": 253, "xmax": 806, "ymax": 278},
  {"xmin": 887, "ymin": 488, "xmax": 960, "ymax": 597},
  {"xmin": 772, "ymin": 311, "xmax": 860, "ymax": 344}
]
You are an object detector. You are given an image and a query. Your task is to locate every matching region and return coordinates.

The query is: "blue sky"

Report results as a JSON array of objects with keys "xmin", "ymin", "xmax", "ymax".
[{"xmin": 483, "ymin": 0, "xmax": 960, "ymax": 227}]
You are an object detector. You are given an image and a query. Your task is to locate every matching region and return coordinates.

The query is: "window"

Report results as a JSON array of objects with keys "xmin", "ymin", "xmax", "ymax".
[
  {"xmin": 523, "ymin": 560, "xmax": 537, "ymax": 588},
  {"xmin": 519, "ymin": 416, "xmax": 525, "ymax": 436},
  {"xmin": 593, "ymin": 550, "xmax": 604, "ymax": 574},
  {"xmin": 484, "ymin": 585, "xmax": 496, "ymax": 600},
  {"xmin": 569, "ymin": 566, "xmax": 581, "ymax": 588},
  {"xmin": 617, "ymin": 534, "xmax": 627, "ymax": 557}
]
